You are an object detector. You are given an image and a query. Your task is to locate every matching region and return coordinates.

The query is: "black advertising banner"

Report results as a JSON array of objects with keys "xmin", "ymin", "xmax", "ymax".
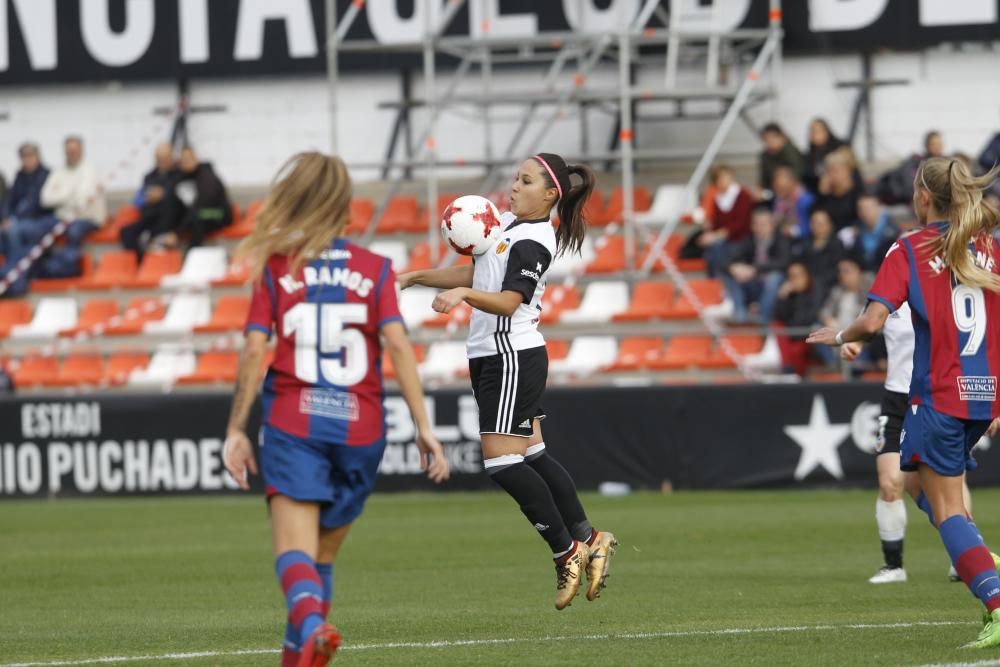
[
  {"xmin": 2, "ymin": 1, "xmax": 1000, "ymax": 85},
  {"xmin": 2, "ymin": 383, "xmax": 999, "ymax": 499}
]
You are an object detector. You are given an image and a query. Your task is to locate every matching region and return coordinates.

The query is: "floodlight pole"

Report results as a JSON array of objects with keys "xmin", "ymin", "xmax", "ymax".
[{"xmin": 325, "ymin": 0, "xmax": 339, "ymax": 154}]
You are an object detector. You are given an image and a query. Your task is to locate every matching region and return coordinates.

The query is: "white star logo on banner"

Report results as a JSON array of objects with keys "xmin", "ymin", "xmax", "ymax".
[{"xmin": 784, "ymin": 395, "xmax": 851, "ymax": 481}]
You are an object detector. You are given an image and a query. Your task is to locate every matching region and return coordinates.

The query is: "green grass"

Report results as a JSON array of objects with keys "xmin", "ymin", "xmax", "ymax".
[{"xmin": 1, "ymin": 489, "xmax": 998, "ymax": 665}]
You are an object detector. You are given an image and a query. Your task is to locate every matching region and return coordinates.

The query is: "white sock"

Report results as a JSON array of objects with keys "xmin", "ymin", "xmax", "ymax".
[{"xmin": 876, "ymin": 498, "xmax": 907, "ymax": 542}]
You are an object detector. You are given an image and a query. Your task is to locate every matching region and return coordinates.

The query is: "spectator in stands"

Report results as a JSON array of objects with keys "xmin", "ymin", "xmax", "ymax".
[
  {"xmin": 759, "ymin": 122, "xmax": 804, "ymax": 194},
  {"xmin": 799, "ymin": 207, "xmax": 844, "ymax": 299},
  {"xmin": 40, "ymin": 135, "xmax": 107, "ymax": 248},
  {"xmin": 771, "ymin": 166, "xmax": 814, "ymax": 239},
  {"xmin": 120, "ymin": 143, "xmax": 177, "ymax": 258},
  {"xmin": 815, "ymin": 147, "xmax": 861, "ymax": 231},
  {"xmin": 696, "ymin": 164, "xmax": 754, "ymax": 276},
  {"xmin": 773, "ymin": 260, "xmax": 821, "ymax": 377},
  {"xmin": 721, "ymin": 206, "xmax": 791, "ymax": 324},
  {"xmin": 152, "ymin": 146, "xmax": 233, "ymax": 250},
  {"xmin": 838, "ymin": 192, "xmax": 897, "ymax": 273},
  {"xmin": 815, "ymin": 257, "xmax": 872, "ymax": 368},
  {"xmin": 0, "ymin": 142, "xmax": 52, "ymax": 264},
  {"xmin": 802, "ymin": 118, "xmax": 845, "ymax": 194},
  {"xmin": 876, "ymin": 130, "xmax": 943, "ymax": 205}
]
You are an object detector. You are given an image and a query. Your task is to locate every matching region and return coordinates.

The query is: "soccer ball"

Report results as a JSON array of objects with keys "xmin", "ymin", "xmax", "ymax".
[{"xmin": 441, "ymin": 195, "xmax": 502, "ymax": 256}]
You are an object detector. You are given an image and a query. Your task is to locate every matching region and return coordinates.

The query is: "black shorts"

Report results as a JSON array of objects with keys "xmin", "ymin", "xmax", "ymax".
[
  {"xmin": 877, "ymin": 390, "xmax": 908, "ymax": 456},
  {"xmin": 469, "ymin": 345, "xmax": 547, "ymax": 438}
]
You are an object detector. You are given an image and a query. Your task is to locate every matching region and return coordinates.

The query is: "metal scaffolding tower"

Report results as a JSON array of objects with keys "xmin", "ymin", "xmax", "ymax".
[{"xmin": 324, "ymin": 0, "xmax": 784, "ymax": 270}]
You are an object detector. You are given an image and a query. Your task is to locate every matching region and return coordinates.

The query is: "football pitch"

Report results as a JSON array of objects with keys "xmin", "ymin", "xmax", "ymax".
[{"xmin": 2, "ymin": 489, "xmax": 999, "ymax": 666}]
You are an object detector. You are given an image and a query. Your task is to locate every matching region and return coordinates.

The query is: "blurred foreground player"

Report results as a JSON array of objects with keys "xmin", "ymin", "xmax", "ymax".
[
  {"xmin": 810, "ymin": 157, "xmax": 1000, "ymax": 648},
  {"xmin": 223, "ymin": 152, "xmax": 449, "ymax": 666},
  {"xmin": 399, "ymin": 153, "xmax": 617, "ymax": 610}
]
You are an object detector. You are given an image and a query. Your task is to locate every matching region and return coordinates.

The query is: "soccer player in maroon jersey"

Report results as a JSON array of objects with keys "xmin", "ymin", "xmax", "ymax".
[
  {"xmin": 810, "ymin": 157, "xmax": 1000, "ymax": 648},
  {"xmin": 222, "ymin": 152, "xmax": 450, "ymax": 666}
]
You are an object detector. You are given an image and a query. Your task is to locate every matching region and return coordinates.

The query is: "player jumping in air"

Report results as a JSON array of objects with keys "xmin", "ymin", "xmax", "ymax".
[
  {"xmin": 223, "ymin": 152, "xmax": 450, "ymax": 666},
  {"xmin": 399, "ymin": 153, "xmax": 617, "ymax": 610},
  {"xmin": 810, "ymin": 157, "xmax": 1000, "ymax": 648}
]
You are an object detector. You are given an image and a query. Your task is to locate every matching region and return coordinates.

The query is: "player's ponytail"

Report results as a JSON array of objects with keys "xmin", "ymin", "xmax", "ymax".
[
  {"xmin": 917, "ymin": 157, "xmax": 1000, "ymax": 292},
  {"xmin": 237, "ymin": 151, "xmax": 352, "ymax": 281},
  {"xmin": 532, "ymin": 152, "xmax": 593, "ymax": 257}
]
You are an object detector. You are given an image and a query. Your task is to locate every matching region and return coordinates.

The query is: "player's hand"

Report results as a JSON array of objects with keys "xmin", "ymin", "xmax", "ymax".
[
  {"xmin": 840, "ymin": 342, "xmax": 862, "ymax": 361},
  {"xmin": 223, "ymin": 429, "xmax": 258, "ymax": 491},
  {"xmin": 988, "ymin": 417, "xmax": 1000, "ymax": 438},
  {"xmin": 806, "ymin": 327, "xmax": 840, "ymax": 346},
  {"xmin": 432, "ymin": 287, "xmax": 468, "ymax": 314},
  {"xmin": 415, "ymin": 429, "xmax": 450, "ymax": 484}
]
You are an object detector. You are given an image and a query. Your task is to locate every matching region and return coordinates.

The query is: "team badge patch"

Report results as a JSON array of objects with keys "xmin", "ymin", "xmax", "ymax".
[{"xmin": 496, "ymin": 238, "xmax": 509, "ymax": 254}]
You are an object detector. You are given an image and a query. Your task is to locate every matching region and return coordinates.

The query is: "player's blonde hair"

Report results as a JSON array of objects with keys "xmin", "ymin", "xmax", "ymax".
[
  {"xmin": 237, "ymin": 152, "xmax": 352, "ymax": 281},
  {"xmin": 917, "ymin": 157, "xmax": 1000, "ymax": 292}
]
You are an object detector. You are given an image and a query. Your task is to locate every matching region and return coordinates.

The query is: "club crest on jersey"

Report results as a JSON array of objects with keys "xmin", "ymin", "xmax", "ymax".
[{"xmin": 496, "ymin": 238, "xmax": 510, "ymax": 254}]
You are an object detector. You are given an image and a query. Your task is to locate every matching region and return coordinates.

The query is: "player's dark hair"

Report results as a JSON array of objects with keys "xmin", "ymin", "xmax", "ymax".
[
  {"xmin": 534, "ymin": 152, "xmax": 593, "ymax": 257},
  {"xmin": 916, "ymin": 157, "xmax": 1000, "ymax": 292}
]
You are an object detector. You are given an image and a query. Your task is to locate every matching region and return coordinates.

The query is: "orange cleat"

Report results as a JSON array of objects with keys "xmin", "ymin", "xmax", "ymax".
[{"xmin": 297, "ymin": 623, "xmax": 342, "ymax": 667}]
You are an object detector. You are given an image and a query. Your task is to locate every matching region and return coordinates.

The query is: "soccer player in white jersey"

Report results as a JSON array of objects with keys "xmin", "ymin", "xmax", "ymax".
[{"xmin": 399, "ymin": 153, "xmax": 617, "ymax": 610}]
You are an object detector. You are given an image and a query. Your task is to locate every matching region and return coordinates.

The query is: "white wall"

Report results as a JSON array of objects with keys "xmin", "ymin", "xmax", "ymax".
[{"xmin": 0, "ymin": 48, "xmax": 998, "ymax": 193}]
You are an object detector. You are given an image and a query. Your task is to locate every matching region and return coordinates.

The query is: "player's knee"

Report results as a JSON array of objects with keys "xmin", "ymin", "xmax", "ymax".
[{"xmin": 878, "ymin": 478, "xmax": 903, "ymax": 502}]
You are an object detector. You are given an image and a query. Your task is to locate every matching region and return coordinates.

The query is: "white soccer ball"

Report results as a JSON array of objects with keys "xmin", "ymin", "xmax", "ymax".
[{"xmin": 441, "ymin": 195, "xmax": 502, "ymax": 256}]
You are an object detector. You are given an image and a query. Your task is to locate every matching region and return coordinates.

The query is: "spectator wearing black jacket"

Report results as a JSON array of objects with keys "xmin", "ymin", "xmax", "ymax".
[
  {"xmin": 721, "ymin": 206, "xmax": 791, "ymax": 324},
  {"xmin": 120, "ymin": 143, "xmax": 177, "ymax": 258},
  {"xmin": 773, "ymin": 261, "xmax": 822, "ymax": 377},
  {"xmin": 815, "ymin": 147, "xmax": 861, "ymax": 231},
  {"xmin": 798, "ymin": 207, "xmax": 845, "ymax": 300},
  {"xmin": 0, "ymin": 142, "xmax": 53, "ymax": 264},
  {"xmin": 876, "ymin": 130, "xmax": 944, "ymax": 205},
  {"xmin": 153, "ymin": 146, "xmax": 233, "ymax": 250},
  {"xmin": 837, "ymin": 192, "xmax": 897, "ymax": 273},
  {"xmin": 760, "ymin": 122, "xmax": 804, "ymax": 194},
  {"xmin": 802, "ymin": 118, "xmax": 845, "ymax": 194}
]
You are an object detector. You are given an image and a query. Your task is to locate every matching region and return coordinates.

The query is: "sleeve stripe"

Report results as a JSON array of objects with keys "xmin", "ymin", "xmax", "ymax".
[
  {"xmin": 245, "ymin": 323, "xmax": 272, "ymax": 337},
  {"xmin": 867, "ymin": 293, "xmax": 897, "ymax": 314}
]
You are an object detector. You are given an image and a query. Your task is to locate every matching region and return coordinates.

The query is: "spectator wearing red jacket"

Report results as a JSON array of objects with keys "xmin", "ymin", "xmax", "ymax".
[{"xmin": 698, "ymin": 164, "xmax": 754, "ymax": 277}]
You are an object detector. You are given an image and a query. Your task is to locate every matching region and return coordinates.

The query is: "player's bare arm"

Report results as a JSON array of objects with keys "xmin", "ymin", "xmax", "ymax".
[
  {"xmin": 433, "ymin": 287, "xmax": 522, "ymax": 318},
  {"xmin": 398, "ymin": 263, "xmax": 474, "ymax": 290},
  {"xmin": 807, "ymin": 301, "xmax": 890, "ymax": 346},
  {"xmin": 381, "ymin": 321, "xmax": 450, "ymax": 483},
  {"xmin": 223, "ymin": 330, "xmax": 268, "ymax": 490}
]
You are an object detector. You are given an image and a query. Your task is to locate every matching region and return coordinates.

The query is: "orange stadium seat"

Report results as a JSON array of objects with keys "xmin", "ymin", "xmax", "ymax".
[
  {"xmin": 212, "ymin": 255, "xmax": 252, "ymax": 287},
  {"xmin": 382, "ymin": 344, "xmax": 426, "ymax": 381},
  {"xmin": 423, "ymin": 302, "xmax": 472, "ymax": 328},
  {"xmin": 221, "ymin": 201, "xmax": 260, "ymax": 239},
  {"xmin": 0, "ymin": 300, "xmax": 33, "ymax": 338},
  {"xmin": 608, "ymin": 337, "xmax": 664, "ymax": 371},
  {"xmin": 612, "ymin": 281, "xmax": 673, "ymax": 322},
  {"xmin": 81, "ymin": 250, "xmax": 138, "ymax": 289},
  {"xmin": 376, "ymin": 196, "xmax": 420, "ymax": 234},
  {"xmin": 32, "ymin": 253, "xmax": 95, "ymax": 292},
  {"xmin": 103, "ymin": 351, "xmax": 150, "ymax": 385},
  {"xmin": 128, "ymin": 250, "xmax": 182, "ymax": 288},
  {"xmin": 60, "ymin": 298, "xmax": 119, "ymax": 337},
  {"xmin": 404, "ymin": 241, "xmax": 470, "ymax": 273},
  {"xmin": 539, "ymin": 284, "xmax": 580, "ymax": 324},
  {"xmin": 637, "ymin": 234, "xmax": 706, "ymax": 273},
  {"xmin": 88, "ymin": 205, "xmax": 140, "ymax": 244},
  {"xmin": 699, "ymin": 336, "xmax": 764, "ymax": 369},
  {"xmin": 195, "ymin": 296, "xmax": 251, "ymax": 333},
  {"xmin": 546, "ymin": 339, "xmax": 570, "ymax": 361},
  {"xmin": 649, "ymin": 335, "xmax": 712, "ymax": 370},
  {"xmin": 177, "ymin": 351, "xmax": 240, "ymax": 385},
  {"xmin": 105, "ymin": 297, "xmax": 165, "ymax": 335},
  {"xmin": 11, "ymin": 356, "xmax": 58, "ymax": 388},
  {"xmin": 603, "ymin": 186, "xmax": 652, "ymax": 224},
  {"xmin": 666, "ymin": 279, "xmax": 724, "ymax": 319},
  {"xmin": 582, "ymin": 191, "xmax": 606, "ymax": 226},
  {"xmin": 346, "ymin": 198, "xmax": 374, "ymax": 235},
  {"xmin": 46, "ymin": 354, "xmax": 104, "ymax": 387},
  {"xmin": 585, "ymin": 234, "xmax": 626, "ymax": 273}
]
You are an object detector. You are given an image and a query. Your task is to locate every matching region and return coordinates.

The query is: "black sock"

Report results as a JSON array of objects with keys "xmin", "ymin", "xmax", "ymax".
[
  {"xmin": 882, "ymin": 540, "xmax": 903, "ymax": 569},
  {"xmin": 525, "ymin": 446, "xmax": 594, "ymax": 543},
  {"xmin": 489, "ymin": 459, "xmax": 574, "ymax": 555}
]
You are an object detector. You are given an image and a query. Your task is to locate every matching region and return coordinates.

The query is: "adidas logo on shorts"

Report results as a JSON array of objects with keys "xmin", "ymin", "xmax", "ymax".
[
  {"xmin": 533, "ymin": 523, "xmax": 549, "ymax": 532},
  {"xmin": 519, "ymin": 419, "xmax": 531, "ymax": 428}
]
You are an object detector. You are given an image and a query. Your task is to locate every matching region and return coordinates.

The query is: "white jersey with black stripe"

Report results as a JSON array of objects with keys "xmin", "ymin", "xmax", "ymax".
[
  {"xmin": 883, "ymin": 300, "xmax": 914, "ymax": 394},
  {"xmin": 466, "ymin": 212, "xmax": 557, "ymax": 359}
]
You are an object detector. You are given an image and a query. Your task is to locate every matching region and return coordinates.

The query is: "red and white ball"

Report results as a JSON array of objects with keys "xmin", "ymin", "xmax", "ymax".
[{"xmin": 441, "ymin": 195, "xmax": 502, "ymax": 256}]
